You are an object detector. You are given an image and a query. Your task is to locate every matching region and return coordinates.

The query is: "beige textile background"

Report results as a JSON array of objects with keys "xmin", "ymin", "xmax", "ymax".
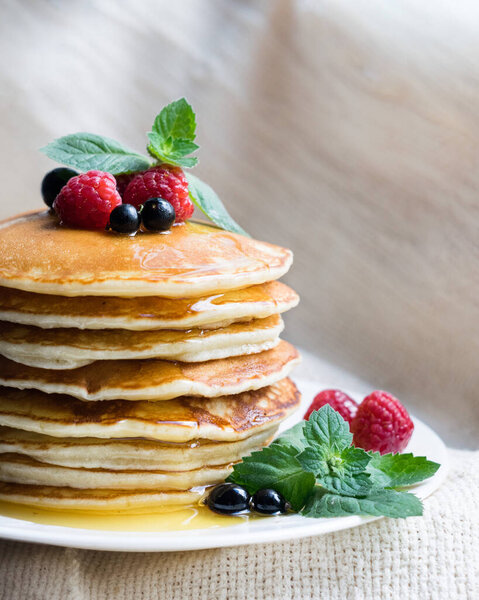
[{"xmin": 1, "ymin": 0, "xmax": 478, "ymax": 447}]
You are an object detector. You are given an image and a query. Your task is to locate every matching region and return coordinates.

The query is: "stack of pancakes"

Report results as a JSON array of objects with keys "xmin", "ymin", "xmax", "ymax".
[{"xmin": 0, "ymin": 212, "xmax": 300, "ymax": 511}]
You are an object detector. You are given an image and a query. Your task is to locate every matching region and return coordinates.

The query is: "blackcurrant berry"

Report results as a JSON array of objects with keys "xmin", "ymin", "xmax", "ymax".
[
  {"xmin": 251, "ymin": 489, "xmax": 289, "ymax": 515},
  {"xmin": 108, "ymin": 204, "xmax": 140, "ymax": 234},
  {"xmin": 41, "ymin": 168, "xmax": 78, "ymax": 208},
  {"xmin": 141, "ymin": 198, "xmax": 175, "ymax": 232},
  {"xmin": 206, "ymin": 483, "xmax": 250, "ymax": 515}
]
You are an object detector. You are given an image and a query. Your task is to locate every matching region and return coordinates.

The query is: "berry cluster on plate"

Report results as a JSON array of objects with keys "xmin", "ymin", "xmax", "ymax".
[
  {"xmin": 304, "ymin": 388, "xmax": 414, "ymax": 454},
  {"xmin": 40, "ymin": 99, "xmax": 247, "ymax": 237},
  {"xmin": 206, "ymin": 390, "xmax": 437, "ymax": 519}
]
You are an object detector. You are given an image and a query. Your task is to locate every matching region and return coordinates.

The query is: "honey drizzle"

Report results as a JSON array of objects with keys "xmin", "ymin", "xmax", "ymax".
[{"xmin": 0, "ymin": 500, "xmax": 253, "ymax": 532}]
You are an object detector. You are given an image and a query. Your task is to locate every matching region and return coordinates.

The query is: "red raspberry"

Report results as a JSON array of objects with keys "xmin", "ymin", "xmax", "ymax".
[
  {"xmin": 304, "ymin": 389, "xmax": 358, "ymax": 423},
  {"xmin": 351, "ymin": 390, "xmax": 414, "ymax": 454},
  {"xmin": 123, "ymin": 165, "xmax": 193, "ymax": 222},
  {"xmin": 54, "ymin": 170, "xmax": 121, "ymax": 230},
  {"xmin": 115, "ymin": 173, "xmax": 138, "ymax": 198}
]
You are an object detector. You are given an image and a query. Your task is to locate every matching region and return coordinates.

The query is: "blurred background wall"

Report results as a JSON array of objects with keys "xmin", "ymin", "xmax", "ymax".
[{"xmin": 0, "ymin": 0, "xmax": 477, "ymax": 447}]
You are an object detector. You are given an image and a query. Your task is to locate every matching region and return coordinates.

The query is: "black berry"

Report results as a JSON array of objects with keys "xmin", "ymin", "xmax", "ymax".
[
  {"xmin": 141, "ymin": 198, "xmax": 175, "ymax": 232},
  {"xmin": 41, "ymin": 168, "xmax": 78, "ymax": 208},
  {"xmin": 206, "ymin": 483, "xmax": 250, "ymax": 515},
  {"xmin": 251, "ymin": 489, "xmax": 289, "ymax": 515},
  {"xmin": 108, "ymin": 204, "xmax": 140, "ymax": 234}
]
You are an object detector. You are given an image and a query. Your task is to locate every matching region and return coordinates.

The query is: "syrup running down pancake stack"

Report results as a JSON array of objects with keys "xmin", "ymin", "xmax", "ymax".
[{"xmin": 0, "ymin": 211, "xmax": 301, "ymax": 511}]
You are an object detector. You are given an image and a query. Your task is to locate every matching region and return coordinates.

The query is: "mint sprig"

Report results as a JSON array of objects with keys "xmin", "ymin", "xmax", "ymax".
[
  {"xmin": 39, "ymin": 99, "xmax": 248, "ymax": 236},
  {"xmin": 40, "ymin": 133, "xmax": 152, "ymax": 175},
  {"xmin": 226, "ymin": 445, "xmax": 315, "ymax": 511},
  {"xmin": 147, "ymin": 98, "xmax": 199, "ymax": 168},
  {"xmin": 302, "ymin": 487, "xmax": 424, "ymax": 519},
  {"xmin": 297, "ymin": 408, "xmax": 373, "ymax": 496},
  {"xmin": 272, "ymin": 421, "xmax": 307, "ymax": 452},
  {"xmin": 367, "ymin": 452, "xmax": 441, "ymax": 488},
  {"xmin": 228, "ymin": 405, "xmax": 440, "ymax": 519},
  {"xmin": 186, "ymin": 173, "xmax": 249, "ymax": 237}
]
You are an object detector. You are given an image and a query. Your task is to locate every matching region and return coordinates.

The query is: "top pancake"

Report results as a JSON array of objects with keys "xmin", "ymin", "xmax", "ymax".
[{"xmin": 0, "ymin": 212, "xmax": 293, "ymax": 297}]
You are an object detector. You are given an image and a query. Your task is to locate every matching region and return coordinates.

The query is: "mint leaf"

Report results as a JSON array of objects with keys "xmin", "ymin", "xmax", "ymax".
[
  {"xmin": 147, "ymin": 133, "xmax": 199, "ymax": 168},
  {"xmin": 152, "ymin": 98, "xmax": 197, "ymax": 142},
  {"xmin": 298, "ymin": 443, "xmax": 372, "ymax": 496},
  {"xmin": 186, "ymin": 173, "xmax": 249, "ymax": 237},
  {"xmin": 147, "ymin": 98, "xmax": 199, "ymax": 168},
  {"xmin": 303, "ymin": 406, "xmax": 353, "ymax": 452},
  {"xmin": 40, "ymin": 133, "xmax": 152, "ymax": 175},
  {"xmin": 367, "ymin": 453, "xmax": 440, "ymax": 488},
  {"xmin": 302, "ymin": 487, "xmax": 423, "ymax": 519},
  {"xmin": 271, "ymin": 421, "xmax": 307, "ymax": 452},
  {"xmin": 227, "ymin": 444, "xmax": 315, "ymax": 511}
]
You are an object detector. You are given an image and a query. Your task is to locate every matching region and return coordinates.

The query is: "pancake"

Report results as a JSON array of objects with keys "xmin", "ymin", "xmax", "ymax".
[
  {"xmin": 0, "ymin": 378, "xmax": 300, "ymax": 442},
  {"xmin": 0, "ymin": 281, "xmax": 299, "ymax": 331},
  {"xmin": 0, "ymin": 453, "xmax": 233, "ymax": 490},
  {"xmin": 0, "ymin": 212, "xmax": 293, "ymax": 297},
  {"xmin": 0, "ymin": 482, "xmax": 204, "ymax": 510},
  {"xmin": 0, "ymin": 315, "xmax": 283, "ymax": 369},
  {"xmin": 0, "ymin": 340, "xmax": 300, "ymax": 401},
  {"xmin": 0, "ymin": 426, "xmax": 276, "ymax": 471}
]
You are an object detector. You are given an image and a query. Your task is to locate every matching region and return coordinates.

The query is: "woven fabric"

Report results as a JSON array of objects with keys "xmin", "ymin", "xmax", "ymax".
[{"xmin": 0, "ymin": 448, "xmax": 477, "ymax": 600}]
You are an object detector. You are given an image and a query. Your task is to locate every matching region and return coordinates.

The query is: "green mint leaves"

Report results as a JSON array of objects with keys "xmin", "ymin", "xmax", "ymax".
[
  {"xmin": 303, "ymin": 403, "xmax": 353, "ymax": 450},
  {"xmin": 226, "ymin": 445, "xmax": 315, "ymax": 511},
  {"xmin": 272, "ymin": 421, "xmax": 307, "ymax": 452},
  {"xmin": 186, "ymin": 173, "xmax": 249, "ymax": 237},
  {"xmin": 302, "ymin": 487, "xmax": 424, "ymax": 519},
  {"xmin": 147, "ymin": 98, "xmax": 199, "ymax": 168},
  {"xmin": 228, "ymin": 405, "xmax": 440, "ymax": 519},
  {"xmin": 297, "ymin": 408, "xmax": 373, "ymax": 496},
  {"xmin": 40, "ymin": 133, "xmax": 152, "ymax": 175},
  {"xmin": 366, "ymin": 452, "xmax": 441, "ymax": 488},
  {"xmin": 40, "ymin": 99, "xmax": 248, "ymax": 236}
]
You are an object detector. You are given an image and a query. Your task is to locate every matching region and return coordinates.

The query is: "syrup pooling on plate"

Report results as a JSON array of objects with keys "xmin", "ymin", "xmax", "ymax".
[{"xmin": 0, "ymin": 500, "xmax": 257, "ymax": 531}]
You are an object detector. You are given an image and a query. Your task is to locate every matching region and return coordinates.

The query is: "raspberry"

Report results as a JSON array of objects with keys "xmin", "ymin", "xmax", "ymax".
[
  {"xmin": 123, "ymin": 165, "xmax": 193, "ymax": 222},
  {"xmin": 351, "ymin": 390, "xmax": 414, "ymax": 454},
  {"xmin": 115, "ymin": 173, "xmax": 138, "ymax": 198},
  {"xmin": 54, "ymin": 170, "xmax": 121, "ymax": 230},
  {"xmin": 304, "ymin": 389, "xmax": 358, "ymax": 423}
]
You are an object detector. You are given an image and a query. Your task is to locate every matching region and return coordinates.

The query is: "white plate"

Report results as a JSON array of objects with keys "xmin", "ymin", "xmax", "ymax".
[{"xmin": 0, "ymin": 378, "xmax": 448, "ymax": 552}]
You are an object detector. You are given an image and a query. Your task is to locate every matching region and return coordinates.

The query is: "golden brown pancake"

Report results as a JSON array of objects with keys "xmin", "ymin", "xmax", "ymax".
[
  {"xmin": 0, "ymin": 378, "xmax": 300, "ymax": 442},
  {"xmin": 0, "ymin": 482, "xmax": 204, "ymax": 510},
  {"xmin": 0, "ymin": 340, "xmax": 300, "ymax": 400},
  {"xmin": 0, "ymin": 453, "xmax": 232, "ymax": 491},
  {"xmin": 0, "ymin": 212, "xmax": 293, "ymax": 297},
  {"xmin": 0, "ymin": 315, "xmax": 283, "ymax": 369},
  {"xmin": 0, "ymin": 281, "xmax": 299, "ymax": 330},
  {"xmin": 0, "ymin": 426, "xmax": 276, "ymax": 471}
]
